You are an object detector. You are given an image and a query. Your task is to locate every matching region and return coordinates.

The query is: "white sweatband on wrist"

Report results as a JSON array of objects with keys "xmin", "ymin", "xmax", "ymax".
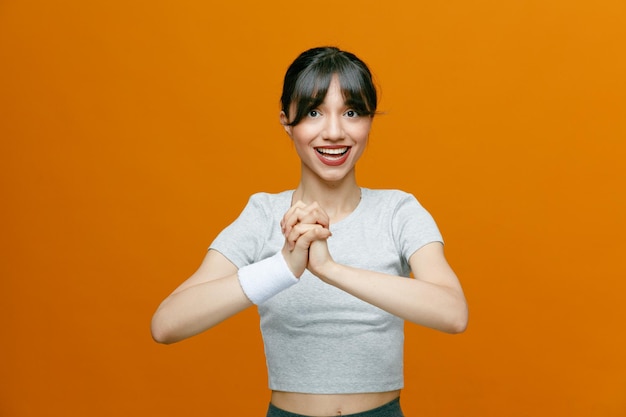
[{"xmin": 237, "ymin": 251, "xmax": 298, "ymax": 305}]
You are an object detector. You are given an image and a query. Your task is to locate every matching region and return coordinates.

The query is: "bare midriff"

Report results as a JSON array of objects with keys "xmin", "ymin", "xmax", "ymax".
[{"xmin": 270, "ymin": 390, "xmax": 401, "ymax": 416}]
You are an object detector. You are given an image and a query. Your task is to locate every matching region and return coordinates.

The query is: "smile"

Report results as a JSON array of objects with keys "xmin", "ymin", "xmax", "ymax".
[
  {"xmin": 316, "ymin": 147, "xmax": 349, "ymax": 156},
  {"xmin": 314, "ymin": 146, "xmax": 351, "ymax": 166}
]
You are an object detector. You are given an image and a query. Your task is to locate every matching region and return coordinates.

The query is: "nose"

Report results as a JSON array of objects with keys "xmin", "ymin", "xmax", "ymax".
[{"xmin": 321, "ymin": 114, "xmax": 345, "ymax": 141}]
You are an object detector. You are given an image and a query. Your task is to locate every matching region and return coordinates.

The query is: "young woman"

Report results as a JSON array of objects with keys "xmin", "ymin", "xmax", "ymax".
[{"xmin": 151, "ymin": 46, "xmax": 468, "ymax": 417}]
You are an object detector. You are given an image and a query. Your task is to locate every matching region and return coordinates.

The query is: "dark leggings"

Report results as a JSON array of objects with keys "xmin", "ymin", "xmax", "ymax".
[{"xmin": 266, "ymin": 397, "xmax": 404, "ymax": 417}]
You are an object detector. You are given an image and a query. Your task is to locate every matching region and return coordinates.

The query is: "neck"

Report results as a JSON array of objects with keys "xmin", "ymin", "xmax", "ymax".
[{"xmin": 293, "ymin": 170, "xmax": 361, "ymax": 223}]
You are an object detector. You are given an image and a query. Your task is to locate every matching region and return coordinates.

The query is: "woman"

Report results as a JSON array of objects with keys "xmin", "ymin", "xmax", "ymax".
[{"xmin": 151, "ymin": 46, "xmax": 468, "ymax": 417}]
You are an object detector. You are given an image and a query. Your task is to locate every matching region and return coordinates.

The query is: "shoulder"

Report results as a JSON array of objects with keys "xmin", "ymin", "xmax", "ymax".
[
  {"xmin": 247, "ymin": 190, "xmax": 293, "ymax": 203},
  {"xmin": 243, "ymin": 190, "xmax": 293, "ymax": 213},
  {"xmin": 210, "ymin": 190, "xmax": 293, "ymax": 266},
  {"xmin": 361, "ymin": 188, "xmax": 422, "ymax": 209},
  {"xmin": 362, "ymin": 189, "xmax": 443, "ymax": 254},
  {"xmin": 361, "ymin": 188, "xmax": 436, "ymax": 225},
  {"xmin": 361, "ymin": 188, "xmax": 414, "ymax": 198},
  {"xmin": 218, "ymin": 190, "xmax": 293, "ymax": 230}
]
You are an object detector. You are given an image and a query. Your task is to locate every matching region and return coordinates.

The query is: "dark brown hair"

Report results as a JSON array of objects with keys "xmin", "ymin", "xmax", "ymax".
[{"xmin": 280, "ymin": 47, "xmax": 378, "ymax": 126}]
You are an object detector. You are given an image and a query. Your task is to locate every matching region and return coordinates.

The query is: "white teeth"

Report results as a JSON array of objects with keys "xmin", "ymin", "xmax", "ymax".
[{"xmin": 317, "ymin": 147, "xmax": 348, "ymax": 155}]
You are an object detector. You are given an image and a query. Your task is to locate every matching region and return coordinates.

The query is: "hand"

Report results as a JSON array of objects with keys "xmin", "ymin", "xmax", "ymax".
[
  {"xmin": 281, "ymin": 201, "xmax": 329, "ymax": 251},
  {"xmin": 280, "ymin": 201, "xmax": 331, "ymax": 277},
  {"xmin": 281, "ymin": 223, "xmax": 331, "ymax": 277},
  {"xmin": 306, "ymin": 238, "xmax": 335, "ymax": 281}
]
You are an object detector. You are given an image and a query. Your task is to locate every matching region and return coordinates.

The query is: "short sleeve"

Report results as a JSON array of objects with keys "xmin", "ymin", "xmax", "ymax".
[
  {"xmin": 391, "ymin": 193, "xmax": 443, "ymax": 262},
  {"xmin": 209, "ymin": 194, "xmax": 273, "ymax": 268}
]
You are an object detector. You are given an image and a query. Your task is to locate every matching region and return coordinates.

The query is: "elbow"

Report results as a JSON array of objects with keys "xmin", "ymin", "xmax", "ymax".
[
  {"xmin": 150, "ymin": 322, "xmax": 170, "ymax": 345},
  {"xmin": 447, "ymin": 316, "xmax": 468, "ymax": 334},
  {"xmin": 150, "ymin": 311, "xmax": 178, "ymax": 345},
  {"xmin": 445, "ymin": 302, "xmax": 469, "ymax": 334},
  {"xmin": 151, "ymin": 327, "xmax": 173, "ymax": 345}
]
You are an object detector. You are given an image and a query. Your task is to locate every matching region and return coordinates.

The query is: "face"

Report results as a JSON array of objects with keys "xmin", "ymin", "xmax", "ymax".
[{"xmin": 281, "ymin": 76, "xmax": 373, "ymax": 185}]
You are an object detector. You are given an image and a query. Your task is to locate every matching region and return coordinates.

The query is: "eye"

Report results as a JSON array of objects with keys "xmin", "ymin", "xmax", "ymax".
[
  {"xmin": 307, "ymin": 109, "xmax": 320, "ymax": 118},
  {"xmin": 345, "ymin": 110, "xmax": 359, "ymax": 118}
]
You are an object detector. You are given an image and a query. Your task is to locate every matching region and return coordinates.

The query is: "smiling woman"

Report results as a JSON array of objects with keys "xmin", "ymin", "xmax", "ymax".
[
  {"xmin": 151, "ymin": 46, "xmax": 468, "ymax": 417},
  {"xmin": 281, "ymin": 75, "xmax": 372, "ymax": 183}
]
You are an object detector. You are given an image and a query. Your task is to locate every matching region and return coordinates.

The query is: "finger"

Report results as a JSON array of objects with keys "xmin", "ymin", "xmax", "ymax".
[
  {"xmin": 282, "ymin": 206, "xmax": 308, "ymax": 237},
  {"xmin": 303, "ymin": 202, "xmax": 330, "ymax": 229},
  {"xmin": 290, "ymin": 224, "xmax": 332, "ymax": 250},
  {"xmin": 281, "ymin": 200, "xmax": 307, "ymax": 234},
  {"xmin": 286, "ymin": 223, "xmax": 314, "ymax": 251},
  {"xmin": 286, "ymin": 223, "xmax": 316, "ymax": 251},
  {"xmin": 282, "ymin": 224, "xmax": 323, "ymax": 274},
  {"xmin": 282, "ymin": 202, "xmax": 330, "ymax": 237}
]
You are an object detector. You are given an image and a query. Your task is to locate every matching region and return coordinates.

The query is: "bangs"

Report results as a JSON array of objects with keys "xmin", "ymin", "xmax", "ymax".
[
  {"xmin": 282, "ymin": 49, "xmax": 377, "ymax": 126},
  {"xmin": 288, "ymin": 69, "xmax": 333, "ymax": 126},
  {"xmin": 337, "ymin": 70, "xmax": 377, "ymax": 117}
]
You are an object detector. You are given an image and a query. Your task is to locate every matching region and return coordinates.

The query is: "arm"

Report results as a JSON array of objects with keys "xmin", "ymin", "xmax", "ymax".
[
  {"xmin": 308, "ymin": 239, "xmax": 468, "ymax": 334},
  {"xmin": 150, "ymin": 249, "xmax": 252, "ymax": 344},
  {"xmin": 151, "ymin": 218, "xmax": 331, "ymax": 345}
]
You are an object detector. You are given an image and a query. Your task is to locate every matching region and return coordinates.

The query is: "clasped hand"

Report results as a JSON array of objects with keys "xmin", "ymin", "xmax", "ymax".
[{"xmin": 280, "ymin": 201, "xmax": 333, "ymax": 278}]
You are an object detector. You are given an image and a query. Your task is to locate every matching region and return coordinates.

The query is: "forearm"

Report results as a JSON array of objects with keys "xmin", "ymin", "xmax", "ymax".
[
  {"xmin": 316, "ymin": 263, "xmax": 468, "ymax": 333},
  {"xmin": 151, "ymin": 274, "xmax": 252, "ymax": 344}
]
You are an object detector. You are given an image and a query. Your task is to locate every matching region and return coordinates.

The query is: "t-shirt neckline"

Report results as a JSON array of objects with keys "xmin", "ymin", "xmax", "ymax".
[{"xmin": 286, "ymin": 187, "xmax": 368, "ymax": 232}]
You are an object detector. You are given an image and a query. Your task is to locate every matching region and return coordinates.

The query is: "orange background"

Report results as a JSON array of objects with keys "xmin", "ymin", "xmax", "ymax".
[{"xmin": 1, "ymin": 1, "xmax": 625, "ymax": 416}]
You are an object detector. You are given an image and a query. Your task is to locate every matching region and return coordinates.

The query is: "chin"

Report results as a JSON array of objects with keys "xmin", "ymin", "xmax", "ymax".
[
  {"xmin": 317, "ymin": 170, "xmax": 353, "ymax": 185},
  {"xmin": 302, "ymin": 160, "xmax": 356, "ymax": 184}
]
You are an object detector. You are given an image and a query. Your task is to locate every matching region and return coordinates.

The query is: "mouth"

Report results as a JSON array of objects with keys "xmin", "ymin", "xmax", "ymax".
[{"xmin": 314, "ymin": 146, "xmax": 351, "ymax": 166}]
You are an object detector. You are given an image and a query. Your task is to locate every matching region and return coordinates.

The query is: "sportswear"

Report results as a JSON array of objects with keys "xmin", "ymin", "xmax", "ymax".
[{"xmin": 210, "ymin": 188, "xmax": 443, "ymax": 394}]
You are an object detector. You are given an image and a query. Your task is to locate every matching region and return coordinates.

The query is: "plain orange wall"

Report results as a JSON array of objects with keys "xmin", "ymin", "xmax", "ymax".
[{"xmin": 1, "ymin": 1, "xmax": 625, "ymax": 416}]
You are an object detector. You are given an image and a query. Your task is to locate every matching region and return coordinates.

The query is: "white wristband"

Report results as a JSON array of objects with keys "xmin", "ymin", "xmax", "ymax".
[{"xmin": 237, "ymin": 251, "xmax": 298, "ymax": 305}]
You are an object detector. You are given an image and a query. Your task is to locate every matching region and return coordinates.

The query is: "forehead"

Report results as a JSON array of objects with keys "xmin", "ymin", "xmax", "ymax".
[
  {"xmin": 290, "ymin": 77, "xmax": 346, "ymax": 109},
  {"xmin": 307, "ymin": 73, "xmax": 363, "ymax": 101},
  {"xmin": 320, "ymin": 76, "xmax": 343, "ymax": 98}
]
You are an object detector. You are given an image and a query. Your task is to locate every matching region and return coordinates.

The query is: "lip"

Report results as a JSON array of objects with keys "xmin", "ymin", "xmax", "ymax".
[{"xmin": 314, "ymin": 146, "xmax": 352, "ymax": 166}]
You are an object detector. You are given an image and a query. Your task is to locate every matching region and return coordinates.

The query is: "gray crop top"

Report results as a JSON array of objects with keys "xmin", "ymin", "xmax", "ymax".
[{"xmin": 209, "ymin": 188, "xmax": 443, "ymax": 394}]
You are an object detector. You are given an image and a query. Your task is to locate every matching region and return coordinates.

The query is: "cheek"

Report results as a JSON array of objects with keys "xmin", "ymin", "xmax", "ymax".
[
  {"xmin": 290, "ymin": 126, "xmax": 315, "ymax": 145},
  {"xmin": 357, "ymin": 117, "xmax": 373, "ymax": 132},
  {"xmin": 352, "ymin": 124, "xmax": 372, "ymax": 142},
  {"xmin": 289, "ymin": 132, "xmax": 310, "ymax": 156}
]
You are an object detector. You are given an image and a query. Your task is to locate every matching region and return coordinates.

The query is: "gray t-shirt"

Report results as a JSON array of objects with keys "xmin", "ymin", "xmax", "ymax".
[{"xmin": 210, "ymin": 188, "xmax": 443, "ymax": 394}]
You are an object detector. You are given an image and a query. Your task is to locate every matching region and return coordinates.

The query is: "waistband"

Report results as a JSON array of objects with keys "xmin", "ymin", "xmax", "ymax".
[{"xmin": 266, "ymin": 397, "xmax": 403, "ymax": 417}]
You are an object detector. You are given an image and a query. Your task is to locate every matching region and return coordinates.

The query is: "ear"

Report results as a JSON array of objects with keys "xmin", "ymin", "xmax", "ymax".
[{"xmin": 279, "ymin": 111, "xmax": 292, "ymax": 137}]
